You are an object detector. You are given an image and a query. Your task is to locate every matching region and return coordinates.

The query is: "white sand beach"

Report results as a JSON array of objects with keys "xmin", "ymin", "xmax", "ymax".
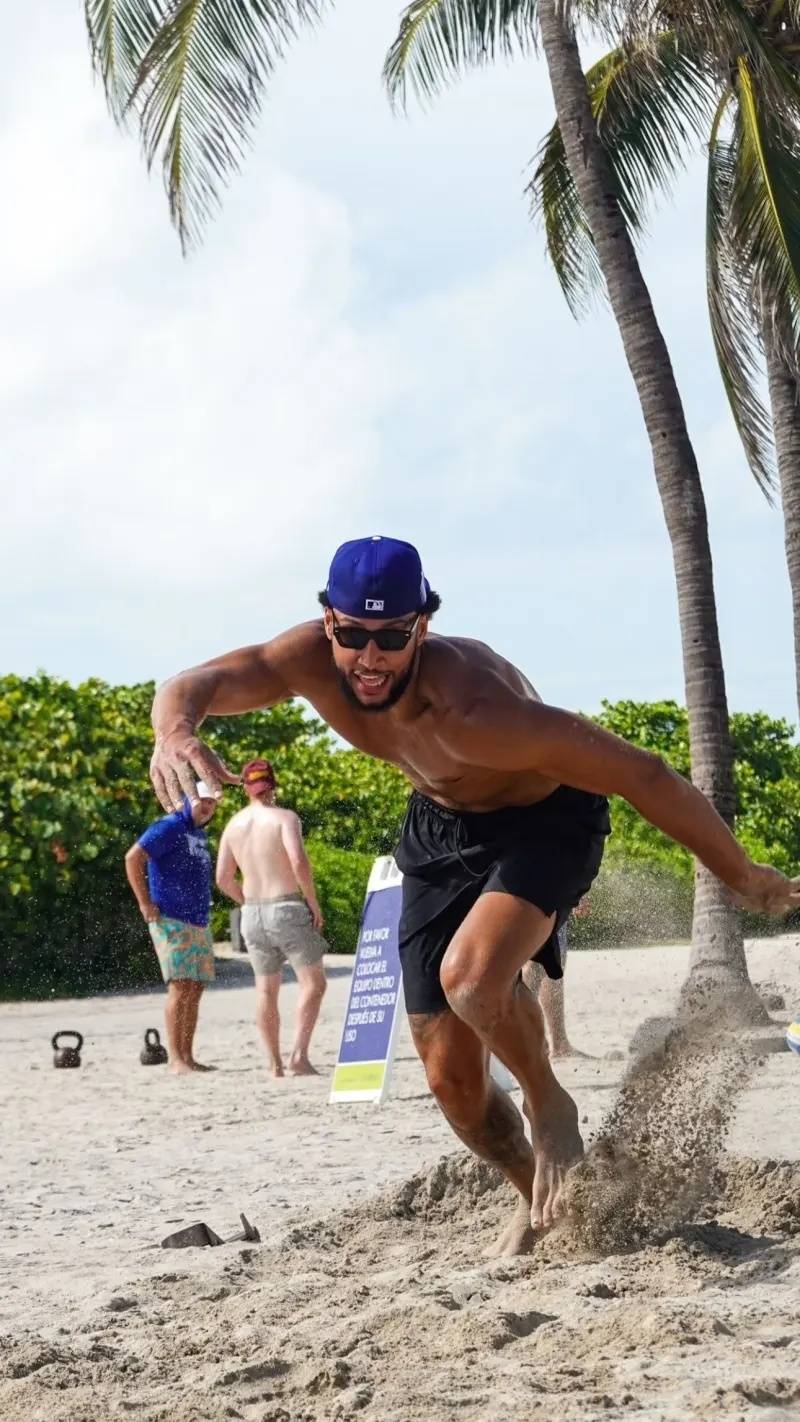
[{"xmin": 2, "ymin": 939, "xmax": 799, "ymax": 1421}]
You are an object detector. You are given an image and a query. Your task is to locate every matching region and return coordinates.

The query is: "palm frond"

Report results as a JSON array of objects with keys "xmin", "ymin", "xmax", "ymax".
[
  {"xmin": 529, "ymin": 34, "xmax": 715, "ymax": 314},
  {"xmin": 84, "ymin": 0, "xmax": 164, "ymax": 119},
  {"xmin": 732, "ymin": 57, "xmax": 800, "ymax": 357},
  {"xmin": 384, "ymin": 0, "xmax": 538, "ymax": 110},
  {"xmin": 706, "ymin": 90, "xmax": 776, "ymax": 497},
  {"xmin": 594, "ymin": 35, "xmax": 715, "ymax": 222},
  {"xmin": 655, "ymin": 0, "xmax": 800, "ymax": 120},
  {"xmin": 533, "ymin": 113, "xmax": 605, "ymax": 314},
  {"xmin": 132, "ymin": 0, "xmax": 324, "ymax": 251}
]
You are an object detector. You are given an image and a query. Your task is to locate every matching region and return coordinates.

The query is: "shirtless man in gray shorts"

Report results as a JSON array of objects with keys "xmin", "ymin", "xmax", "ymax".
[{"xmin": 216, "ymin": 758, "xmax": 328, "ymax": 1077}]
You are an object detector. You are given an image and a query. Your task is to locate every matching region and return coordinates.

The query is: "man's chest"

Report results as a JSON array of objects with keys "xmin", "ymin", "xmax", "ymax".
[{"xmin": 306, "ymin": 691, "xmax": 463, "ymax": 785}]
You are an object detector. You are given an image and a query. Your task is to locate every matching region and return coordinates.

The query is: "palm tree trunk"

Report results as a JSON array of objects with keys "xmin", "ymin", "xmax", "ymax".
[
  {"xmin": 763, "ymin": 306, "xmax": 800, "ymax": 723},
  {"xmin": 536, "ymin": 0, "xmax": 757, "ymax": 1008}
]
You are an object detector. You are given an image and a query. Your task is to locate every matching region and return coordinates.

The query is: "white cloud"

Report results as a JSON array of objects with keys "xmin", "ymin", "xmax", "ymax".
[
  {"xmin": 2, "ymin": 0, "xmax": 797, "ymax": 725},
  {"xmin": 2, "ymin": 70, "xmax": 389, "ymax": 670}
]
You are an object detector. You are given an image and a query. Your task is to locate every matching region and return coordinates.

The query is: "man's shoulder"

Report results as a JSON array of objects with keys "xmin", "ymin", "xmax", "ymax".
[
  {"xmin": 265, "ymin": 619, "xmax": 328, "ymax": 667},
  {"xmin": 222, "ymin": 805, "xmax": 266, "ymax": 843},
  {"xmin": 223, "ymin": 806, "xmax": 250, "ymax": 828},
  {"xmin": 138, "ymin": 809, "xmax": 186, "ymax": 857},
  {"xmin": 423, "ymin": 633, "xmax": 507, "ymax": 669},
  {"xmin": 236, "ymin": 804, "xmax": 297, "ymax": 827},
  {"xmin": 270, "ymin": 805, "xmax": 299, "ymax": 825},
  {"xmin": 421, "ymin": 636, "xmax": 538, "ymax": 707},
  {"xmin": 247, "ymin": 618, "xmax": 333, "ymax": 698},
  {"xmin": 141, "ymin": 809, "xmax": 182, "ymax": 837}
]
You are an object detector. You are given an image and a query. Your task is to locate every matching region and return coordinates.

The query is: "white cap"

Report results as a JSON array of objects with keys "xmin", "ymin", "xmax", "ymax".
[{"xmin": 196, "ymin": 779, "xmax": 213, "ymax": 799}]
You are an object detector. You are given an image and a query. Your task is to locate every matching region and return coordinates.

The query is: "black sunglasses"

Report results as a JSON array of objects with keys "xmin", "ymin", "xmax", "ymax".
[{"xmin": 331, "ymin": 613, "xmax": 420, "ymax": 652}]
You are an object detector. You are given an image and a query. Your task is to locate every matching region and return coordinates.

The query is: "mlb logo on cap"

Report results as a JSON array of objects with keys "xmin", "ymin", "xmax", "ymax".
[{"xmin": 326, "ymin": 536, "xmax": 429, "ymax": 620}]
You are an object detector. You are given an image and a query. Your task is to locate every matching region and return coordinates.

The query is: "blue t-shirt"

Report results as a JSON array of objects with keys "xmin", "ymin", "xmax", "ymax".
[{"xmin": 138, "ymin": 803, "xmax": 212, "ymax": 927}]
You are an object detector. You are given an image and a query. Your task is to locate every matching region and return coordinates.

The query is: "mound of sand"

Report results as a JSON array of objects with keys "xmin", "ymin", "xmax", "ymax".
[
  {"xmin": 1, "ymin": 1146, "xmax": 799, "ymax": 1421},
  {"xmin": 561, "ymin": 1006, "xmax": 761, "ymax": 1255},
  {"xmin": 3, "ymin": 947, "xmax": 800, "ymax": 1420}
]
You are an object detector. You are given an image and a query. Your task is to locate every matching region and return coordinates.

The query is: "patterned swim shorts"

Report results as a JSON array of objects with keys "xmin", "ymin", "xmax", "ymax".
[{"xmin": 149, "ymin": 916, "xmax": 215, "ymax": 984}]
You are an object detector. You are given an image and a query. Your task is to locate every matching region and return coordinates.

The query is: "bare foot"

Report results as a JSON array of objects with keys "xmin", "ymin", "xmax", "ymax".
[
  {"xmin": 548, "ymin": 1042, "xmax": 593, "ymax": 1061},
  {"xmin": 288, "ymin": 1058, "xmax": 319, "ymax": 1076},
  {"xmin": 168, "ymin": 1061, "xmax": 193, "ymax": 1076},
  {"xmin": 528, "ymin": 1083, "xmax": 583, "ymax": 1231},
  {"xmin": 483, "ymin": 1197, "xmax": 537, "ymax": 1258},
  {"xmin": 267, "ymin": 1061, "xmax": 285, "ymax": 1079},
  {"xmin": 188, "ymin": 1060, "xmax": 217, "ymax": 1072}
]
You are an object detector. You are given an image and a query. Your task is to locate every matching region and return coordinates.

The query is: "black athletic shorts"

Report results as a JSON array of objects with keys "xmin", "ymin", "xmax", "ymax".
[{"xmin": 395, "ymin": 786, "xmax": 610, "ymax": 1015}]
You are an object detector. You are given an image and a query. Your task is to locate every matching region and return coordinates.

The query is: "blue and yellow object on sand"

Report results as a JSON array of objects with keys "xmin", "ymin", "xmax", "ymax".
[{"xmin": 786, "ymin": 1019, "xmax": 800, "ymax": 1054}]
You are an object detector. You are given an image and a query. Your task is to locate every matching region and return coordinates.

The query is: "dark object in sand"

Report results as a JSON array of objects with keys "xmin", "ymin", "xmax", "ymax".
[
  {"xmin": 52, "ymin": 1031, "xmax": 83, "ymax": 1069},
  {"xmin": 161, "ymin": 1213, "xmax": 261, "ymax": 1249},
  {"xmin": 229, "ymin": 1213, "xmax": 261, "ymax": 1244},
  {"xmin": 140, "ymin": 1028, "xmax": 168, "ymax": 1066},
  {"xmin": 161, "ymin": 1222, "xmax": 224, "ymax": 1249}
]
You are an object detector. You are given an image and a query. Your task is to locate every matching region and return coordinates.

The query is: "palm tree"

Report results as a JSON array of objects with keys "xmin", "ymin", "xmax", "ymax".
[
  {"xmin": 526, "ymin": 6, "xmax": 800, "ymax": 911},
  {"xmin": 763, "ymin": 313, "xmax": 800, "ymax": 726},
  {"xmin": 385, "ymin": 2, "xmax": 755, "ymax": 1005},
  {"xmin": 82, "ymin": 0, "xmax": 752, "ymax": 1005},
  {"xmin": 529, "ymin": 11, "xmax": 800, "ymax": 705}
]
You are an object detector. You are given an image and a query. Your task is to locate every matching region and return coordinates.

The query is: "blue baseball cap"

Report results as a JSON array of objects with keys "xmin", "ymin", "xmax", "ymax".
[{"xmin": 326, "ymin": 536, "xmax": 429, "ymax": 619}]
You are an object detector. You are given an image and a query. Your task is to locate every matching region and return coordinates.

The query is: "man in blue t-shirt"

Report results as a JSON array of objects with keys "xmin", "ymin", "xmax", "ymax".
[{"xmin": 125, "ymin": 783, "xmax": 218, "ymax": 1075}]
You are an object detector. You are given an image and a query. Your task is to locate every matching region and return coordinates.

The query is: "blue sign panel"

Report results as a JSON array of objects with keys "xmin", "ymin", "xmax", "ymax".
[{"xmin": 330, "ymin": 857, "xmax": 405, "ymax": 1102}]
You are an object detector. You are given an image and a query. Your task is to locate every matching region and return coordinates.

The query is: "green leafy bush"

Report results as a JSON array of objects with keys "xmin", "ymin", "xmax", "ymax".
[
  {"xmin": 0, "ymin": 674, "xmax": 407, "ymax": 999},
  {"xmin": 595, "ymin": 699, "xmax": 800, "ymax": 878},
  {"xmin": 2, "ymin": 678, "xmax": 797, "ymax": 998},
  {"xmin": 588, "ymin": 700, "xmax": 800, "ymax": 942},
  {"xmin": 305, "ymin": 840, "xmax": 375, "ymax": 954}
]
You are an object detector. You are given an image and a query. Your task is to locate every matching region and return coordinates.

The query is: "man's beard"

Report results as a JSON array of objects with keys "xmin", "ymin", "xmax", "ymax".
[{"xmin": 337, "ymin": 658, "xmax": 416, "ymax": 714}]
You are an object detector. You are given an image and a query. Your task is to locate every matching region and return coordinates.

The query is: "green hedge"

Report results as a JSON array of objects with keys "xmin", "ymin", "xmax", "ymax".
[
  {"xmin": 0, "ymin": 674, "xmax": 407, "ymax": 999},
  {"xmin": 584, "ymin": 700, "xmax": 800, "ymax": 946},
  {"xmin": 2, "ymin": 677, "xmax": 798, "ymax": 999}
]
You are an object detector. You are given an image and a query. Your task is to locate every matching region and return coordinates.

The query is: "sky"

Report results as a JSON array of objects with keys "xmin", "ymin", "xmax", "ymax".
[{"xmin": 2, "ymin": 1, "xmax": 795, "ymax": 725}]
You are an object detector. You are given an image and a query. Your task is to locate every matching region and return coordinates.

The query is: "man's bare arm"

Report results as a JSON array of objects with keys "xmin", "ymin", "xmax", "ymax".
[
  {"xmin": 454, "ymin": 698, "xmax": 800, "ymax": 914},
  {"xmin": 124, "ymin": 844, "xmax": 160, "ymax": 922},
  {"xmin": 150, "ymin": 624, "xmax": 320, "ymax": 810},
  {"xmin": 279, "ymin": 813, "xmax": 324, "ymax": 930},
  {"xmin": 215, "ymin": 829, "xmax": 243, "ymax": 907}
]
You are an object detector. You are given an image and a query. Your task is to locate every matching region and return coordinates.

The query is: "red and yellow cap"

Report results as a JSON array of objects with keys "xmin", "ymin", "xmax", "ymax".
[{"xmin": 241, "ymin": 758, "xmax": 276, "ymax": 796}]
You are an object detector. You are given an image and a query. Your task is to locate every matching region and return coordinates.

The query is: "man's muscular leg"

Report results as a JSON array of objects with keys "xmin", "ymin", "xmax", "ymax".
[
  {"xmin": 439, "ymin": 893, "xmax": 583, "ymax": 1231},
  {"xmin": 408, "ymin": 1010, "xmax": 537, "ymax": 1257}
]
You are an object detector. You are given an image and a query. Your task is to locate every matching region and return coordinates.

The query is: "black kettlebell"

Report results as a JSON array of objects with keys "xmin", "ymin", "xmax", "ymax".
[
  {"xmin": 140, "ymin": 1027, "xmax": 168, "ymax": 1066},
  {"xmin": 52, "ymin": 1031, "xmax": 83, "ymax": 1069}
]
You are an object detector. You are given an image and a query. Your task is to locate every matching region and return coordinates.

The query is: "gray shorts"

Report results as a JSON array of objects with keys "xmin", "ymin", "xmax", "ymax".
[{"xmin": 241, "ymin": 894, "xmax": 327, "ymax": 978}]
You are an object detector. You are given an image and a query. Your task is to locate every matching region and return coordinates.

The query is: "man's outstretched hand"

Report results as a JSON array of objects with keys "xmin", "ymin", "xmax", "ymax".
[
  {"xmin": 734, "ymin": 863, "xmax": 800, "ymax": 915},
  {"xmin": 150, "ymin": 726, "xmax": 240, "ymax": 810}
]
